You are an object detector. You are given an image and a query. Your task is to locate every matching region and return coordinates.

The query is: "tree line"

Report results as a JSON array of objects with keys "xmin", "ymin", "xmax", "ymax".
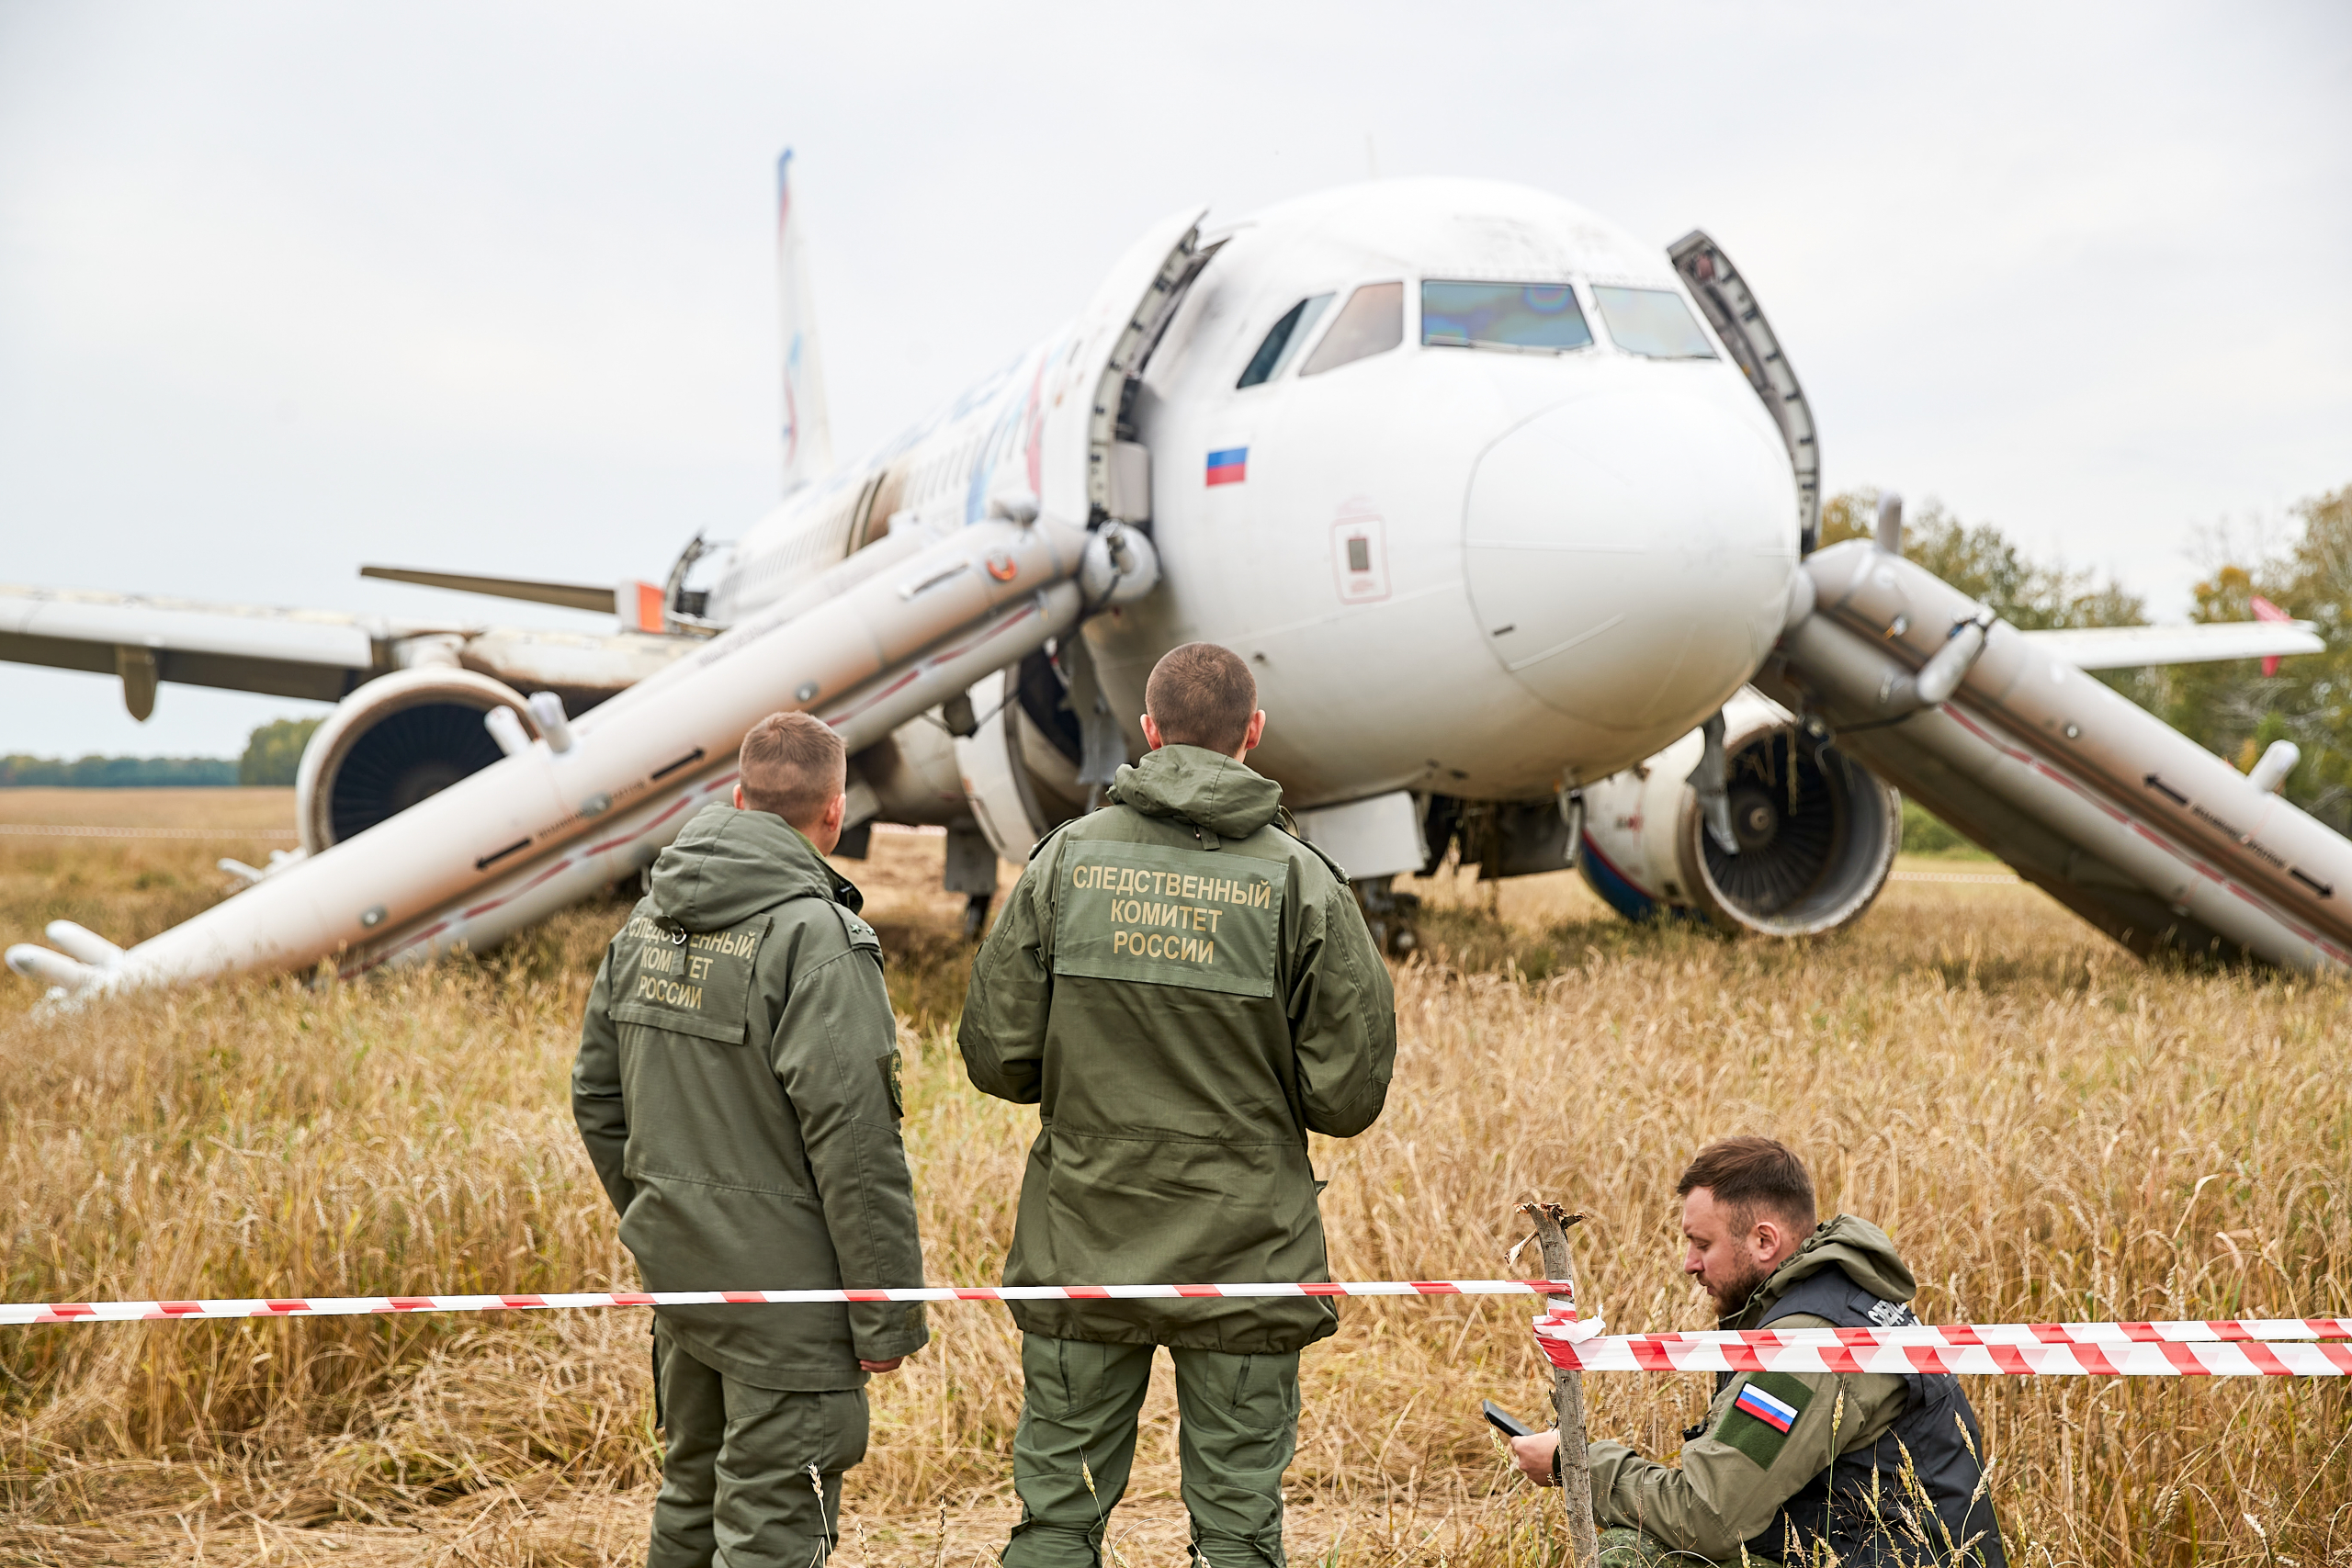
[{"xmin": 2, "ymin": 717, "xmax": 322, "ymax": 788}]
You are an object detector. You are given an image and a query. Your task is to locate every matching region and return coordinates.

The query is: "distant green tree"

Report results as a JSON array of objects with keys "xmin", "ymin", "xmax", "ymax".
[
  {"xmin": 239, "ymin": 717, "xmax": 322, "ymax": 786},
  {"xmin": 2141, "ymin": 484, "xmax": 2352, "ymax": 832},
  {"xmin": 1899, "ymin": 799, "xmax": 1988, "ymax": 858},
  {"xmin": 1817, "ymin": 488, "xmax": 2146, "ymax": 631},
  {"xmin": 0, "ymin": 755, "xmax": 237, "ymax": 786}
]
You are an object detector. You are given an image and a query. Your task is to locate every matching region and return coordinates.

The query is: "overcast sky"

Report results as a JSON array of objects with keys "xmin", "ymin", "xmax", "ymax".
[{"xmin": 4, "ymin": 0, "xmax": 2347, "ymax": 758}]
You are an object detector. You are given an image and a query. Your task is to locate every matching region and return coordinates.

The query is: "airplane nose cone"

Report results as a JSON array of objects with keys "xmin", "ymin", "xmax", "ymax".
[{"xmin": 1463, "ymin": 387, "xmax": 1796, "ymax": 731}]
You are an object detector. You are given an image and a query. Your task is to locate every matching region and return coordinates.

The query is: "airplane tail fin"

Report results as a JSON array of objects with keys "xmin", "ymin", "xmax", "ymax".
[{"xmin": 776, "ymin": 149, "xmax": 835, "ymax": 495}]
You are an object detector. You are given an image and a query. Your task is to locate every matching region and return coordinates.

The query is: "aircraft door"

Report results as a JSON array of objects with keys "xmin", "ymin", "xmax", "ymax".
[{"xmin": 1033, "ymin": 203, "xmax": 1211, "ymax": 528}]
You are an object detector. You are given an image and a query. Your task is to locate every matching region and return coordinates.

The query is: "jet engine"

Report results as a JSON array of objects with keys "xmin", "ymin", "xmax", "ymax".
[
  {"xmin": 1577, "ymin": 692, "xmax": 1901, "ymax": 936},
  {"xmin": 294, "ymin": 667, "xmax": 536, "ymax": 853},
  {"xmin": 956, "ymin": 646, "xmax": 1094, "ymax": 860}
]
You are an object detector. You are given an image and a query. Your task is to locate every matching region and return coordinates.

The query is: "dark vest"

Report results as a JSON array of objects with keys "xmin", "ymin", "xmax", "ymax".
[{"xmin": 1717, "ymin": 1267, "xmax": 2008, "ymax": 1568}]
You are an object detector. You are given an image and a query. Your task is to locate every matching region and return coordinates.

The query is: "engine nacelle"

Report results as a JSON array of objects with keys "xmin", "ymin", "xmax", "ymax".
[
  {"xmin": 955, "ymin": 648, "xmax": 1093, "ymax": 860},
  {"xmin": 1578, "ymin": 690, "xmax": 1900, "ymax": 936},
  {"xmin": 295, "ymin": 668, "xmax": 536, "ymax": 853}
]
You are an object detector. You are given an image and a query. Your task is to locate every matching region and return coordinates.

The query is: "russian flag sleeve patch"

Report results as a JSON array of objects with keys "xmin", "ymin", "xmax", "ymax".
[{"xmin": 1716, "ymin": 1371, "xmax": 1814, "ymax": 1469}]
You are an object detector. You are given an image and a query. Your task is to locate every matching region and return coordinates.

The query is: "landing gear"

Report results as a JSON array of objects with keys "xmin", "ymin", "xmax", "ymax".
[
  {"xmin": 944, "ymin": 825, "xmax": 1001, "ymax": 942},
  {"xmin": 1353, "ymin": 874, "xmax": 1421, "ymax": 957}
]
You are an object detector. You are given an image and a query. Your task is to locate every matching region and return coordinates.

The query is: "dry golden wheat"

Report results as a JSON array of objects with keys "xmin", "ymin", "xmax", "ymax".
[{"xmin": 1, "ymin": 797, "xmax": 2345, "ymax": 1566}]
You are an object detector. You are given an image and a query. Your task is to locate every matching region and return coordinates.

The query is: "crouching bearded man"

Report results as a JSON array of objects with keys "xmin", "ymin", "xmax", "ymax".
[{"xmin": 1512, "ymin": 1137, "xmax": 2006, "ymax": 1568}]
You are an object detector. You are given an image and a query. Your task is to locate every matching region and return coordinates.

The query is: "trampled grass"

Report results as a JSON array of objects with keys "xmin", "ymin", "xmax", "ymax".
[{"xmin": 1, "ymin": 793, "xmax": 2345, "ymax": 1565}]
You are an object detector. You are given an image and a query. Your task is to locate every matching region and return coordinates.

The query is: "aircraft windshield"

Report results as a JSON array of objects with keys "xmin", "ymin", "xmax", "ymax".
[
  {"xmin": 1592, "ymin": 287, "xmax": 1716, "ymax": 358},
  {"xmin": 1300, "ymin": 283, "xmax": 1405, "ymax": 376},
  {"xmin": 1420, "ymin": 281, "xmax": 1591, "ymax": 353},
  {"xmin": 1237, "ymin": 294, "xmax": 1335, "ymax": 388}
]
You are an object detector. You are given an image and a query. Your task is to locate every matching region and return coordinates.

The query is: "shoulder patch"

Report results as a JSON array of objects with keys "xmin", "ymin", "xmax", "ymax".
[
  {"xmin": 608, "ymin": 911, "xmax": 769, "ymax": 1044},
  {"xmin": 1052, "ymin": 839, "xmax": 1284, "ymax": 998},
  {"xmin": 1715, "ymin": 1371, "xmax": 1814, "ymax": 1470},
  {"xmin": 831, "ymin": 901, "xmax": 881, "ymax": 953}
]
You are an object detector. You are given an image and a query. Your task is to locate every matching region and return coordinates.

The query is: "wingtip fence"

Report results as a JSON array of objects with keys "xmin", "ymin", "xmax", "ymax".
[{"xmin": 6, "ymin": 1283, "xmax": 2346, "ymax": 1376}]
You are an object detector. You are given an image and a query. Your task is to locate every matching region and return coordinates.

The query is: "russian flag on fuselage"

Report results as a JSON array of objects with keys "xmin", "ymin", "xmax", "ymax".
[
  {"xmin": 1734, "ymin": 1382, "xmax": 1800, "ymax": 1434},
  {"xmin": 1205, "ymin": 446, "xmax": 1248, "ymax": 486}
]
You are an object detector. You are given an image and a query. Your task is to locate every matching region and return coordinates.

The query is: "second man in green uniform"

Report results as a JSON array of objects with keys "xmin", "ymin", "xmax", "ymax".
[{"xmin": 960, "ymin": 641, "xmax": 1398, "ymax": 1568}]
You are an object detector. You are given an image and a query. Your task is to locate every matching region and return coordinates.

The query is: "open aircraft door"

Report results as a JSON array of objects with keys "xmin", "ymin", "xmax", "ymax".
[{"xmin": 956, "ymin": 207, "xmax": 1209, "ymax": 860}]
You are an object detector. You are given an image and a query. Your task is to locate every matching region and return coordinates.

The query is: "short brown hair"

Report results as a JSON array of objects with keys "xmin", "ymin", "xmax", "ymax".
[
  {"xmin": 738, "ymin": 711, "xmax": 846, "ymax": 827},
  {"xmin": 1677, "ymin": 1136, "xmax": 1817, "ymax": 1231},
  {"xmin": 1145, "ymin": 642, "xmax": 1257, "ymax": 755}
]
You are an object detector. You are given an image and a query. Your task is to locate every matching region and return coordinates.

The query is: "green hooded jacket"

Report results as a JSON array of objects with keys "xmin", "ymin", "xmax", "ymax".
[
  {"xmin": 1585, "ymin": 1215, "xmax": 1920, "ymax": 1557},
  {"xmin": 958, "ymin": 743, "xmax": 1397, "ymax": 1353},
  {"xmin": 573, "ymin": 803, "xmax": 929, "ymax": 1392}
]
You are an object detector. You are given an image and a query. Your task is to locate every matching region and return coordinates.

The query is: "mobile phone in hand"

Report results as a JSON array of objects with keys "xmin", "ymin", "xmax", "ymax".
[{"xmin": 1482, "ymin": 1399, "xmax": 1536, "ymax": 1438}]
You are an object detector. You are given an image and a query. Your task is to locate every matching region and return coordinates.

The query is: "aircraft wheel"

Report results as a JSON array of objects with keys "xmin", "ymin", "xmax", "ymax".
[
  {"xmin": 1353, "ymin": 876, "xmax": 1421, "ymax": 958},
  {"xmin": 961, "ymin": 893, "xmax": 993, "ymax": 942}
]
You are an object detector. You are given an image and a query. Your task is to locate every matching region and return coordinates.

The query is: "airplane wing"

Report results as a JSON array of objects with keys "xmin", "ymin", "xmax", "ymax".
[
  {"xmin": 0, "ymin": 581, "xmax": 693, "ymax": 720},
  {"xmin": 2019, "ymin": 621, "xmax": 2324, "ymax": 671},
  {"xmin": 0, "ymin": 583, "xmax": 395, "ymax": 716}
]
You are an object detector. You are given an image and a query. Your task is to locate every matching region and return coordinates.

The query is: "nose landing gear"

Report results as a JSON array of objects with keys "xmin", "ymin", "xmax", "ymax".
[{"xmin": 961, "ymin": 894, "xmax": 993, "ymax": 942}]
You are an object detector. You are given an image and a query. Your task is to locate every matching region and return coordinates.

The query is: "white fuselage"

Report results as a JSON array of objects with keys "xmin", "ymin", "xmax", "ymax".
[{"xmin": 715, "ymin": 178, "xmax": 1799, "ymax": 811}]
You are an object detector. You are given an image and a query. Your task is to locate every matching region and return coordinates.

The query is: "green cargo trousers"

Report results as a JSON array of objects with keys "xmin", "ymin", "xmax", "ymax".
[
  {"xmin": 1001, "ymin": 1334, "xmax": 1301, "ymax": 1568},
  {"xmin": 648, "ymin": 1321, "xmax": 870, "ymax": 1568}
]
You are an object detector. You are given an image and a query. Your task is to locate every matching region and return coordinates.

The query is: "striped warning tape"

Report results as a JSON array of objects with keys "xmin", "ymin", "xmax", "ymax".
[
  {"xmin": 1537, "ymin": 1334, "xmax": 2350, "ymax": 1378},
  {"xmin": 0, "ymin": 1279, "xmax": 1567, "ymax": 1325},
  {"xmin": 9, "ymin": 1280, "xmax": 2345, "ymax": 1379},
  {"xmin": 1531, "ymin": 1314, "xmax": 2351, "ymax": 1378},
  {"xmin": 1544, "ymin": 1317, "xmax": 2352, "ymax": 1348}
]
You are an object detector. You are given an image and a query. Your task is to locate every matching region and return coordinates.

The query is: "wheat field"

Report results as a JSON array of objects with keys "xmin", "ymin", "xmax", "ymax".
[{"xmin": 0, "ymin": 788, "xmax": 2346, "ymax": 1567}]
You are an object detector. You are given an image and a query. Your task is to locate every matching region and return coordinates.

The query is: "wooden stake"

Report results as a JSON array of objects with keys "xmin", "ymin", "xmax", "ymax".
[{"xmin": 1520, "ymin": 1200, "xmax": 1599, "ymax": 1567}]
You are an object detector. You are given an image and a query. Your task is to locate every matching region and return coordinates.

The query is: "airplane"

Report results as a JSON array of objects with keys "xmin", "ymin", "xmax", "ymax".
[{"xmin": 6, "ymin": 156, "xmax": 2346, "ymax": 998}]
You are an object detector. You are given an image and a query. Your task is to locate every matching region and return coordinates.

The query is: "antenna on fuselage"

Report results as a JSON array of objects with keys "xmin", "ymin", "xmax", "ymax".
[{"xmin": 776, "ymin": 149, "xmax": 836, "ymax": 496}]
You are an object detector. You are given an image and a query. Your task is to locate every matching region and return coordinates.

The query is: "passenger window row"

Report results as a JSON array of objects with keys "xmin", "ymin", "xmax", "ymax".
[{"xmin": 1235, "ymin": 278, "xmax": 1713, "ymax": 388}]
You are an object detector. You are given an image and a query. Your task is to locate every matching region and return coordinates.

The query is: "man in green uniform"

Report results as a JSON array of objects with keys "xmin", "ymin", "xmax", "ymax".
[
  {"xmin": 574, "ymin": 711, "xmax": 929, "ymax": 1568},
  {"xmin": 1510, "ymin": 1137, "xmax": 2005, "ymax": 1568},
  {"xmin": 959, "ymin": 640, "xmax": 1397, "ymax": 1568}
]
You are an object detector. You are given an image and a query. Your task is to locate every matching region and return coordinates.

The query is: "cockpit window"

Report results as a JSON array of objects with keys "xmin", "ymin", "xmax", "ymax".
[
  {"xmin": 1237, "ymin": 293, "xmax": 1335, "ymax": 388},
  {"xmin": 1592, "ymin": 287, "xmax": 1716, "ymax": 359},
  {"xmin": 1299, "ymin": 282, "xmax": 1404, "ymax": 377},
  {"xmin": 1420, "ymin": 281, "xmax": 1592, "ymax": 352}
]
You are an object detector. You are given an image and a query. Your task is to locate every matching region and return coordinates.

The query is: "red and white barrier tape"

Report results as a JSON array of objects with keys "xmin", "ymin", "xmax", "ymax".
[
  {"xmin": 8, "ymin": 1281, "xmax": 2342, "ymax": 1376},
  {"xmin": 1540, "ymin": 1316, "xmax": 2352, "ymax": 1348},
  {"xmin": 1537, "ymin": 1333, "xmax": 2349, "ymax": 1378},
  {"xmin": 1532, "ymin": 1314, "xmax": 2352, "ymax": 1378},
  {"xmin": 0, "ymin": 1279, "xmax": 1568, "ymax": 1325}
]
